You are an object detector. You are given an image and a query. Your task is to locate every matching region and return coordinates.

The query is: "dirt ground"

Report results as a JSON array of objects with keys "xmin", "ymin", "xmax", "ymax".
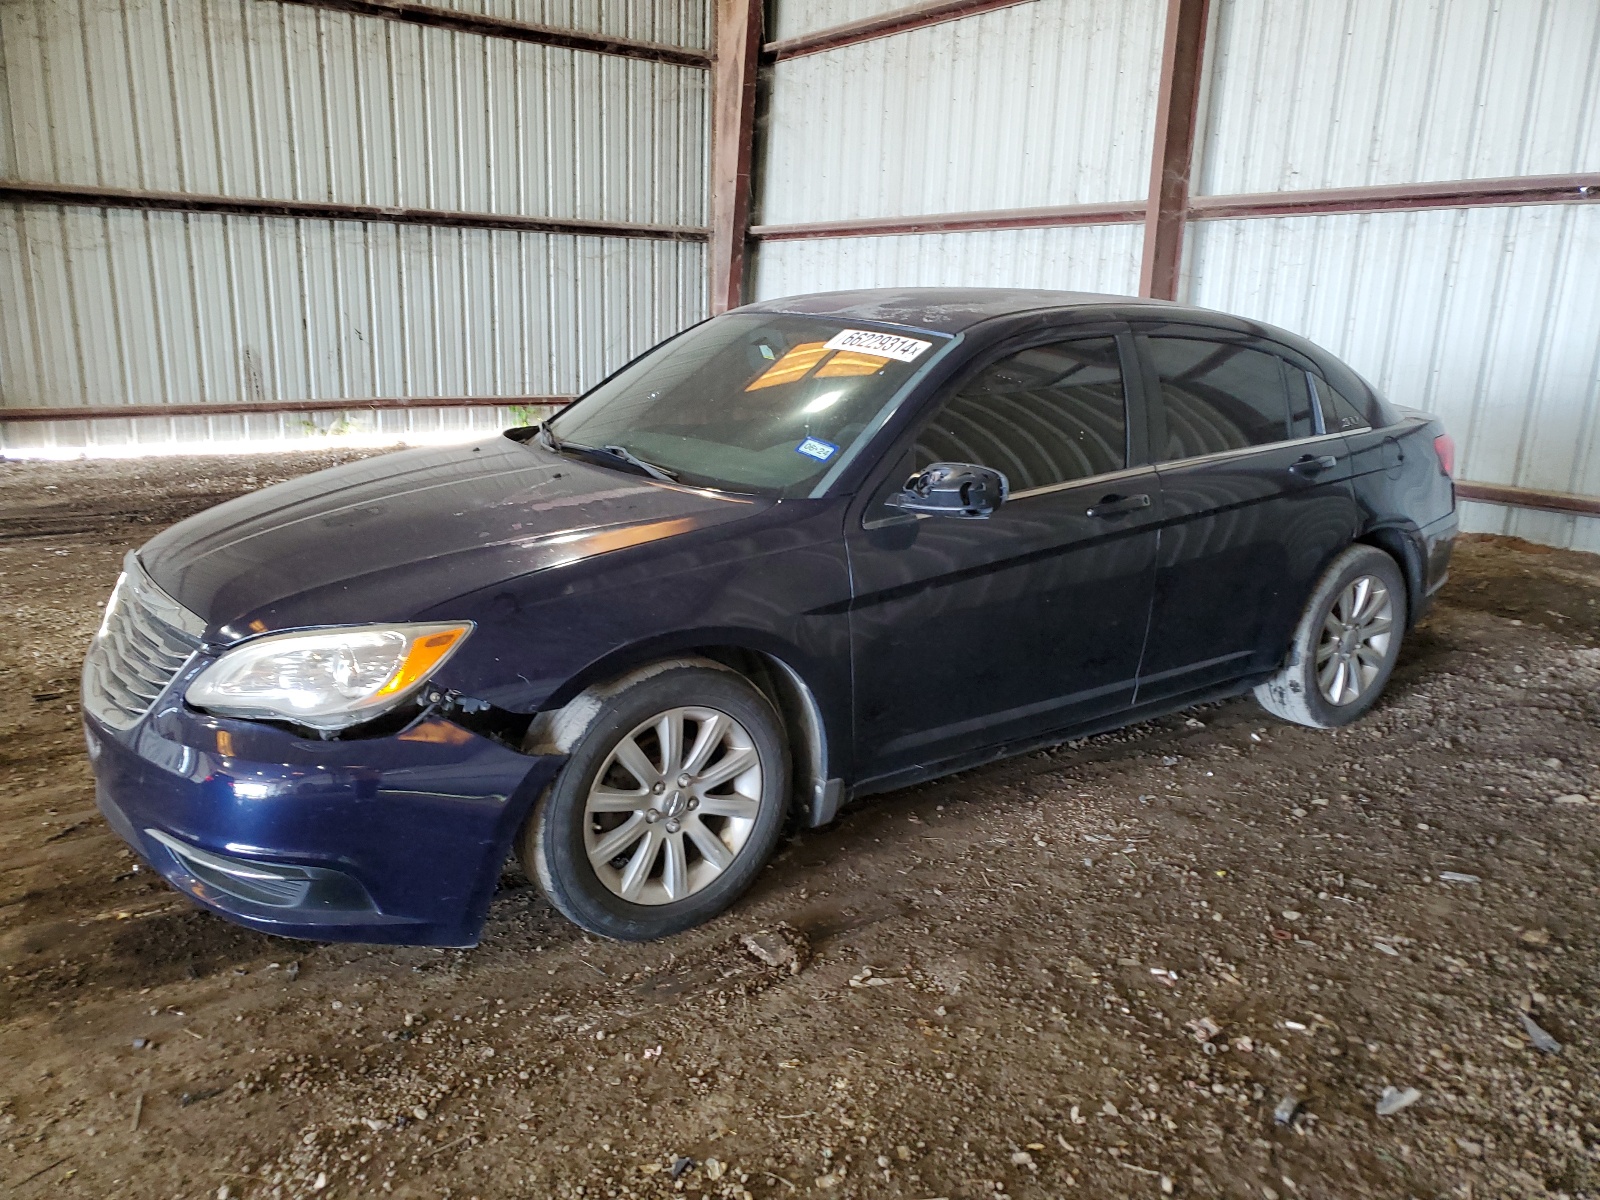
[{"xmin": 1, "ymin": 452, "xmax": 1597, "ymax": 1200}]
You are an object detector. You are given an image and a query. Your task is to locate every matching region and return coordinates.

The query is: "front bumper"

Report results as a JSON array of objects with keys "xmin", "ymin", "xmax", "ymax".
[{"xmin": 86, "ymin": 692, "xmax": 559, "ymax": 946}]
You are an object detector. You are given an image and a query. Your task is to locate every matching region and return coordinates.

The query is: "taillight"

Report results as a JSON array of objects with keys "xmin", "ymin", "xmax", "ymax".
[{"xmin": 1433, "ymin": 433, "xmax": 1456, "ymax": 478}]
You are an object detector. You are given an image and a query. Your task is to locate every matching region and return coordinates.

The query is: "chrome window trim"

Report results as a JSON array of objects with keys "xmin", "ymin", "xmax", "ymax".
[
  {"xmin": 1008, "ymin": 463, "xmax": 1156, "ymax": 502},
  {"xmin": 1153, "ymin": 429, "xmax": 1349, "ymax": 473}
]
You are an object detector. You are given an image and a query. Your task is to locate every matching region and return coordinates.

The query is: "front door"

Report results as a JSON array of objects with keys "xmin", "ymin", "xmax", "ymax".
[
  {"xmin": 1133, "ymin": 328, "xmax": 1358, "ymax": 703},
  {"xmin": 845, "ymin": 332, "xmax": 1161, "ymax": 787}
]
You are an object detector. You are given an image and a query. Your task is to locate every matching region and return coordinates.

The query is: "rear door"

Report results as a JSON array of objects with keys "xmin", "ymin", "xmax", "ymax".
[
  {"xmin": 845, "ymin": 329, "xmax": 1161, "ymax": 784},
  {"xmin": 1134, "ymin": 327, "xmax": 1358, "ymax": 703}
]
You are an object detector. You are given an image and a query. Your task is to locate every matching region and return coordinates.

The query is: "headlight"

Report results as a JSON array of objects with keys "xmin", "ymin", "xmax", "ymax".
[{"xmin": 186, "ymin": 623, "xmax": 472, "ymax": 731}]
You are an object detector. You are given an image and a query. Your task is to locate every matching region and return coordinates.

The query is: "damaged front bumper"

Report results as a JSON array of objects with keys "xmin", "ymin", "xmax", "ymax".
[{"xmin": 85, "ymin": 689, "xmax": 558, "ymax": 947}]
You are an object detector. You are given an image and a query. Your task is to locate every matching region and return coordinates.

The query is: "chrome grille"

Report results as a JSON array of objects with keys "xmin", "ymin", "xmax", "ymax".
[{"xmin": 82, "ymin": 552, "xmax": 205, "ymax": 730}]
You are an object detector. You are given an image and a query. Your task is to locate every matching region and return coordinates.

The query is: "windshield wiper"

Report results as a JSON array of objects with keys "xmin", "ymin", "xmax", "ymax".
[
  {"xmin": 595, "ymin": 444, "xmax": 678, "ymax": 482},
  {"xmin": 538, "ymin": 428, "xmax": 678, "ymax": 482}
]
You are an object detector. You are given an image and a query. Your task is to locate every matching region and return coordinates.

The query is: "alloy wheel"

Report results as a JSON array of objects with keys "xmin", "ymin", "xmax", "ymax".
[
  {"xmin": 1316, "ymin": 574, "xmax": 1395, "ymax": 706},
  {"xmin": 583, "ymin": 706, "xmax": 764, "ymax": 905}
]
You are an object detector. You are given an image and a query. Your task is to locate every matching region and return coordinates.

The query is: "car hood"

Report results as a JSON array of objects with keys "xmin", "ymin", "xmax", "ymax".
[{"xmin": 140, "ymin": 435, "xmax": 770, "ymax": 643}]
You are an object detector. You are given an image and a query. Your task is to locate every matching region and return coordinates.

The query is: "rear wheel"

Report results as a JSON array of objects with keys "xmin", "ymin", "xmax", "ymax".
[
  {"xmin": 1254, "ymin": 544, "xmax": 1407, "ymax": 729},
  {"xmin": 520, "ymin": 664, "xmax": 789, "ymax": 940}
]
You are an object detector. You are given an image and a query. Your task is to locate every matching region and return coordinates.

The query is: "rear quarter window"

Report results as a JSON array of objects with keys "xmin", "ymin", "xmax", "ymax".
[{"xmin": 1312, "ymin": 376, "xmax": 1374, "ymax": 432}]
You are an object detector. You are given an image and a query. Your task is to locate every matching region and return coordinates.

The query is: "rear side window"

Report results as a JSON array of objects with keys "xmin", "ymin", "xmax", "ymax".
[
  {"xmin": 1147, "ymin": 337, "xmax": 1298, "ymax": 459},
  {"xmin": 1312, "ymin": 375, "xmax": 1372, "ymax": 432},
  {"xmin": 914, "ymin": 337, "xmax": 1127, "ymax": 492}
]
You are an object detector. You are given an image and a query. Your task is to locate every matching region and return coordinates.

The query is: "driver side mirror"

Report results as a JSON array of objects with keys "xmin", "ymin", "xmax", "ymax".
[{"xmin": 889, "ymin": 462, "xmax": 1009, "ymax": 519}]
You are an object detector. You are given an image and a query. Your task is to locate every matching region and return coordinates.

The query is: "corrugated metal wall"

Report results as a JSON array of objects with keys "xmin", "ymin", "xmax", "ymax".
[
  {"xmin": 0, "ymin": 0, "xmax": 710, "ymax": 453},
  {"xmin": 751, "ymin": 0, "xmax": 1161, "ymax": 304},
  {"xmin": 1199, "ymin": 0, "xmax": 1600, "ymax": 194},
  {"xmin": 767, "ymin": 0, "xmax": 910, "ymax": 44},
  {"xmin": 1190, "ymin": 0, "xmax": 1600, "ymax": 550},
  {"xmin": 411, "ymin": 1, "xmax": 709, "ymax": 49},
  {"xmin": 754, "ymin": 0, "xmax": 1600, "ymax": 550},
  {"xmin": 757, "ymin": 0, "xmax": 1162, "ymax": 227},
  {"xmin": 1186, "ymin": 205, "xmax": 1600, "ymax": 551}
]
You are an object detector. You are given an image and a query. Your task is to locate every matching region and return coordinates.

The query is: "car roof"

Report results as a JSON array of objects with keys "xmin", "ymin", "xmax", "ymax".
[{"xmin": 741, "ymin": 287, "xmax": 1183, "ymax": 335}]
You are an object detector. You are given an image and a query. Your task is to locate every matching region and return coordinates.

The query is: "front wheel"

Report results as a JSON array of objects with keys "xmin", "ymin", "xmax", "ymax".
[
  {"xmin": 520, "ymin": 664, "xmax": 790, "ymax": 940},
  {"xmin": 1254, "ymin": 544, "xmax": 1408, "ymax": 729}
]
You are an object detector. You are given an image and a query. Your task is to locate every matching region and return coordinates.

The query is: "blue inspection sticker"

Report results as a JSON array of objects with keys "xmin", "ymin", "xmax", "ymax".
[{"xmin": 795, "ymin": 437, "xmax": 839, "ymax": 462}]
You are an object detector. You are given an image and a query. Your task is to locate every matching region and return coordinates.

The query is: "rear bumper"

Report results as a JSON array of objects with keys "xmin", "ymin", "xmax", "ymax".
[
  {"xmin": 1418, "ymin": 508, "xmax": 1458, "ymax": 614},
  {"xmin": 86, "ymin": 695, "xmax": 558, "ymax": 946}
]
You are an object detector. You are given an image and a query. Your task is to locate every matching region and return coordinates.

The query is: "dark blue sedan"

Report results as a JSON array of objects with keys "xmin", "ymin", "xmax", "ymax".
[{"xmin": 83, "ymin": 289, "xmax": 1458, "ymax": 944}]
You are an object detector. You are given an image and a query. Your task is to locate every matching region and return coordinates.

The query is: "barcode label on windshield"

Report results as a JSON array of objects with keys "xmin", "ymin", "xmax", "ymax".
[{"xmin": 823, "ymin": 329, "xmax": 933, "ymax": 362}]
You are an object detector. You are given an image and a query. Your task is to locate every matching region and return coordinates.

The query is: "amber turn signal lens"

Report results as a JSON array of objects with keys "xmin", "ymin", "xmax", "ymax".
[{"xmin": 375, "ymin": 626, "xmax": 471, "ymax": 699}]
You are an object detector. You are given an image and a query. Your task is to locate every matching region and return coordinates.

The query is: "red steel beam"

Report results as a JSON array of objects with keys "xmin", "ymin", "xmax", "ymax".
[
  {"xmin": 1189, "ymin": 173, "xmax": 1600, "ymax": 220},
  {"xmin": 0, "ymin": 182, "xmax": 708, "ymax": 242},
  {"xmin": 1454, "ymin": 481, "xmax": 1600, "ymax": 518},
  {"xmin": 709, "ymin": 0, "xmax": 763, "ymax": 313},
  {"xmin": 1139, "ymin": 0, "xmax": 1211, "ymax": 301},
  {"xmin": 762, "ymin": 0, "xmax": 1036, "ymax": 61},
  {"xmin": 0, "ymin": 398, "xmax": 571, "ymax": 424},
  {"xmin": 267, "ymin": 0, "xmax": 710, "ymax": 68},
  {"xmin": 747, "ymin": 176, "xmax": 1599, "ymax": 242},
  {"xmin": 749, "ymin": 201, "xmax": 1147, "ymax": 241}
]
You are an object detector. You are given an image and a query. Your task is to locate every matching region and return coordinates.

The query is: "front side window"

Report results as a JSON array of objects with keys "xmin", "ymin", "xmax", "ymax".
[
  {"xmin": 913, "ymin": 337, "xmax": 1127, "ymax": 493},
  {"xmin": 544, "ymin": 313, "xmax": 947, "ymax": 496},
  {"xmin": 1148, "ymin": 337, "xmax": 1299, "ymax": 460}
]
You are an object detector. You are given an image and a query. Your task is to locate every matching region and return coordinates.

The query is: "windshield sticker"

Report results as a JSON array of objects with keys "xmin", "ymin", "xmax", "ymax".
[
  {"xmin": 746, "ymin": 342, "xmax": 829, "ymax": 391},
  {"xmin": 795, "ymin": 437, "xmax": 839, "ymax": 462},
  {"xmin": 823, "ymin": 329, "xmax": 933, "ymax": 362}
]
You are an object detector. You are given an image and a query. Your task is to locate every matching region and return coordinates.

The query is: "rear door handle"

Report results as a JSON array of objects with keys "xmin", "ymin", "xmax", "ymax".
[
  {"xmin": 1086, "ymin": 492, "xmax": 1152, "ymax": 518},
  {"xmin": 1289, "ymin": 454, "xmax": 1339, "ymax": 476}
]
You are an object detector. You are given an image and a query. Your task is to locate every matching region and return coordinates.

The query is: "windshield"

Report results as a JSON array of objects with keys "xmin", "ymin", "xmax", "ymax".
[{"xmin": 544, "ymin": 313, "xmax": 949, "ymax": 496}]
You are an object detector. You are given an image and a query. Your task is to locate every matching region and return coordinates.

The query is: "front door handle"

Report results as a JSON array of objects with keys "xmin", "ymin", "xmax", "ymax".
[
  {"xmin": 1086, "ymin": 492, "xmax": 1152, "ymax": 519},
  {"xmin": 1289, "ymin": 454, "xmax": 1339, "ymax": 476}
]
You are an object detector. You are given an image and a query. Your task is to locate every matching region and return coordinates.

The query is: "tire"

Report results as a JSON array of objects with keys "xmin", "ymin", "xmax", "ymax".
[
  {"xmin": 519, "ymin": 663, "xmax": 790, "ymax": 941},
  {"xmin": 1254, "ymin": 544, "xmax": 1408, "ymax": 729}
]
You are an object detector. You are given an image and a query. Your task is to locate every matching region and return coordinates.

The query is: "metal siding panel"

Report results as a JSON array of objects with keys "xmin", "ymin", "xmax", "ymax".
[
  {"xmin": 1183, "ymin": 205, "xmax": 1600, "ymax": 550},
  {"xmin": 570, "ymin": 49, "xmax": 603, "ymax": 220},
  {"xmin": 51, "ymin": 1, "xmax": 100, "ymax": 184},
  {"xmin": 759, "ymin": 0, "xmax": 1164, "ymax": 225},
  {"xmin": 407, "ymin": 0, "xmax": 710, "ymax": 50},
  {"xmin": 245, "ymin": 1, "xmax": 297, "ymax": 200},
  {"xmin": 1200, "ymin": 0, "xmax": 1600, "ymax": 195},
  {"xmin": 0, "ymin": 0, "xmax": 710, "ymax": 453},
  {"xmin": 769, "ymin": 0, "xmax": 920, "ymax": 44},
  {"xmin": 225, "ymin": 217, "xmax": 276, "ymax": 405},
  {"xmin": 2, "ymin": 4, "xmax": 49, "ymax": 180},
  {"xmin": 750, "ymin": 222, "xmax": 1145, "ymax": 300},
  {"xmin": 0, "ymin": 209, "xmax": 36, "ymax": 398},
  {"xmin": 4, "ymin": 0, "xmax": 706, "ymax": 226},
  {"xmin": 1, "ymin": 204, "xmax": 707, "ymax": 450},
  {"xmin": 80, "ymin": 0, "xmax": 135, "ymax": 185},
  {"xmin": 349, "ymin": 13, "xmax": 389, "ymax": 205},
  {"xmin": 0, "ymin": 12, "xmax": 14, "ymax": 181}
]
